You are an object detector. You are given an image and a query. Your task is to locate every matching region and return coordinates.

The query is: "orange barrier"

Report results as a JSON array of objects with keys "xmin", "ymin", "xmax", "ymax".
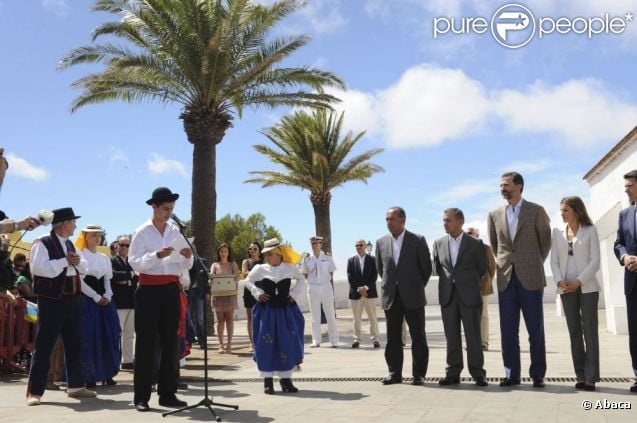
[{"xmin": 0, "ymin": 298, "xmax": 37, "ymax": 372}]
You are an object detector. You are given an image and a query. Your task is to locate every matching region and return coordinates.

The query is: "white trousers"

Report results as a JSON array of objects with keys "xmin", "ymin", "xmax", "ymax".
[
  {"xmin": 351, "ymin": 297, "xmax": 380, "ymax": 342},
  {"xmin": 307, "ymin": 283, "xmax": 339, "ymax": 345},
  {"xmin": 117, "ymin": 308, "xmax": 135, "ymax": 363}
]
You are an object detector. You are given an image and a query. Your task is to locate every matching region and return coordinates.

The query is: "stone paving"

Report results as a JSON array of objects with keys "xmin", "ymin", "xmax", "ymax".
[{"xmin": 1, "ymin": 303, "xmax": 636, "ymax": 422}]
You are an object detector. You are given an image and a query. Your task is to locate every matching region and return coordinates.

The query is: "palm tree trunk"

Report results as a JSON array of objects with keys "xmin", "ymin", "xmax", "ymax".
[
  {"xmin": 191, "ymin": 140, "xmax": 216, "ymax": 264},
  {"xmin": 312, "ymin": 199, "xmax": 332, "ymax": 254}
]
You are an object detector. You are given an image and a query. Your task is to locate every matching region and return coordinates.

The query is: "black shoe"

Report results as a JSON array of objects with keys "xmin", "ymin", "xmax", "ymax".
[
  {"xmin": 352, "ymin": 341, "xmax": 360, "ymax": 348},
  {"xmin": 135, "ymin": 401, "xmax": 150, "ymax": 412},
  {"xmin": 584, "ymin": 384, "xmax": 595, "ymax": 391},
  {"xmin": 103, "ymin": 378, "xmax": 117, "ymax": 386},
  {"xmin": 280, "ymin": 378, "xmax": 298, "ymax": 393},
  {"xmin": 121, "ymin": 362, "xmax": 134, "ymax": 370},
  {"xmin": 264, "ymin": 377, "xmax": 275, "ymax": 395},
  {"xmin": 177, "ymin": 381, "xmax": 188, "ymax": 390},
  {"xmin": 475, "ymin": 377, "xmax": 488, "ymax": 387},
  {"xmin": 630, "ymin": 382, "xmax": 637, "ymax": 393},
  {"xmin": 86, "ymin": 382, "xmax": 97, "ymax": 388},
  {"xmin": 373, "ymin": 341, "xmax": 381, "ymax": 349},
  {"xmin": 499, "ymin": 377, "xmax": 521, "ymax": 387},
  {"xmin": 533, "ymin": 378, "xmax": 545, "ymax": 388},
  {"xmin": 439, "ymin": 376, "xmax": 460, "ymax": 386},
  {"xmin": 412, "ymin": 376, "xmax": 424, "ymax": 385},
  {"xmin": 382, "ymin": 376, "xmax": 403, "ymax": 385},
  {"xmin": 575, "ymin": 382, "xmax": 586, "ymax": 389},
  {"xmin": 158, "ymin": 395, "xmax": 187, "ymax": 407}
]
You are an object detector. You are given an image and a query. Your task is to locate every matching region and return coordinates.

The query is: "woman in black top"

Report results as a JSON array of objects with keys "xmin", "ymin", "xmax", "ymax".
[{"xmin": 241, "ymin": 241, "xmax": 262, "ymax": 352}]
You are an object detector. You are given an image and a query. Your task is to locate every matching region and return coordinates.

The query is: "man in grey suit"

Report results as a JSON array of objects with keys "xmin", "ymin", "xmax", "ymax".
[
  {"xmin": 488, "ymin": 172, "xmax": 551, "ymax": 388},
  {"xmin": 376, "ymin": 206, "xmax": 432, "ymax": 385},
  {"xmin": 433, "ymin": 208, "xmax": 488, "ymax": 387}
]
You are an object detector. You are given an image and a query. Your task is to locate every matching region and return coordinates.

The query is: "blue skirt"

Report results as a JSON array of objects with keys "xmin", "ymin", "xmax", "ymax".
[
  {"xmin": 81, "ymin": 295, "xmax": 121, "ymax": 382},
  {"xmin": 253, "ymin": 302, "xmax": 304, "ymax": 373}
]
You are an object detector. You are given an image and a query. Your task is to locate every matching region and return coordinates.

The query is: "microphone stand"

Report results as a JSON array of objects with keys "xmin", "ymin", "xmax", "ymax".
[{"xmin": 163, "ymin": 225, "xmax": 238, "ymax": 421}]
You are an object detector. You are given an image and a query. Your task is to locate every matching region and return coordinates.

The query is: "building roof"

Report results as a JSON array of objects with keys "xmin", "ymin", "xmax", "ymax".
[{"xmin": 583, "ymin": 126, "xmax": 637, "ymax": 181}]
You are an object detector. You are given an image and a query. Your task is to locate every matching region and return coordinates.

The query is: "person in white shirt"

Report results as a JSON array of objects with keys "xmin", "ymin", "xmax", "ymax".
[
  {"xmin": 551, "ymin": 196, "xmax": 601, "ymax": 391},
  {"xmin": 302, "ymin": 236, "xmax": 339, "ymax": 347},
  {"xmin": 128, "ymin": 187, "xmax": 193, "ymax": 412},
  {"xmin": 75, "ymin": 224, "xmax": 121, "ymax": 388},
  {"xmin": 26, "ymin": 207, "xmax": 96, "ymax": 406},
  {"xmin": 243, "ymin": 238, "xmax": 306, "ymax": 394}
]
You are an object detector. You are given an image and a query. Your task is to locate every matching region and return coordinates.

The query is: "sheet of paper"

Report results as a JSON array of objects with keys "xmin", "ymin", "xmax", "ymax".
[{"xmin": 164, "ymin": 236, "xmax": 190, "ymax": 263}]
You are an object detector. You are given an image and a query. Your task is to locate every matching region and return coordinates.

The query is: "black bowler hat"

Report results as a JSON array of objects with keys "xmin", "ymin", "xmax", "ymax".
[
  {"xmin": 51, "ymin": 207, "xmax": 81, "ymax": 224},
  {"xmin": 146, "ymin": 187, "xmax": 179, "ymax": 205}
]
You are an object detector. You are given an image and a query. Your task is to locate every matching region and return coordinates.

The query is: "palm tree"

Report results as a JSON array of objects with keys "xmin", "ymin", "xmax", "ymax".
[
  {"xmin": 246, "ymin": 109, "xmax": 384, "ymax": 254},
  {"xmin": 58, "ymin": 0, "xmax": 345, "ymax": 263}
]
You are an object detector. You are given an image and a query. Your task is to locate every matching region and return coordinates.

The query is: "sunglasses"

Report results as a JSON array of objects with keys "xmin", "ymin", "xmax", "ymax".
[
  {"xmin": 355, "ymin": 244, "xmax": 364, "ymax": 247},
  {"xmin": 119, "ymin": 244, "xmax": 130, "ymax": 248},
  {"xmin": 249, "ymin": 247, "xmax": 258, "ymax": 251}
]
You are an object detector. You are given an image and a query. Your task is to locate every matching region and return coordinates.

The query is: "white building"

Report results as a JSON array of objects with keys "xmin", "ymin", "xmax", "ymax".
[{"xmin": 584, "ymin": 126, "xmax": 637, "ymax": 335}]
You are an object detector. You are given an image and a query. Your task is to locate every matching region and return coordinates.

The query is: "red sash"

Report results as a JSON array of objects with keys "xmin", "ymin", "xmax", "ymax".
[{"xmin": 139, "ymin": 273, "xmax": 179, "ymax": 285}]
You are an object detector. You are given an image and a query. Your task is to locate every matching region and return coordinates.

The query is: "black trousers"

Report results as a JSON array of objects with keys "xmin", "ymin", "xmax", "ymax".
[
  {"xmin": 384, "ymin": 287, "xmax": 429, "ymax": 378},
  {"xmin": 627, "ymin": 286, "xmax": 637, "ymax": 376},
  {"xmin": 27, "ymin": 295, "xmax": 83, "ymax": 396},
  {"xmin": 134, "ymin": 283, "xmax": 180, "ymax": 403}
]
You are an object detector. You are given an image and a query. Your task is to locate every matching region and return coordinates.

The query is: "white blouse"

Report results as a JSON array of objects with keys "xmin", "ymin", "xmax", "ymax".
[
  {"xmin": 243, "ymin": 263, "xmax": 306, "ymax": 303},
  {"xmin": 79, "ymin": 249, "xmax": 114, "ymax": 303}
]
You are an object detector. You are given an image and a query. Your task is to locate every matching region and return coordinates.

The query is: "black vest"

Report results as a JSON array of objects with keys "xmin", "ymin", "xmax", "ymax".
[
  {"xmin": 33, "ymin": 231, "xmax": 79, "ymax": 299},
  {"xmin": 255, "ymin": 278, "xmax": 292, "ymax": 307}
]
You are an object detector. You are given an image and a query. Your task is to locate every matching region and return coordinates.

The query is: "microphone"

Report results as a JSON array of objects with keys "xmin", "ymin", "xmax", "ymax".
[
  {"xmin": 171, "ymin": 213, "xmax": 187, "ymax": 229},
  {"xmin": 38, "ymin": 209, "xmax": 54, "ymax": 226}
]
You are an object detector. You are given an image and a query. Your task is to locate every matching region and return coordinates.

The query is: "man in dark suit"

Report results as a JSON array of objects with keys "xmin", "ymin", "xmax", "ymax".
[
  {"xmin": 111, "ymin": 235, "xmax": 138, "ymax": 370},
  {"xmin": 488, "ymin": 172, "xmax": 551, "ymax": 388},
  {"xmin": 347, "ymin": 240, "xmax": 380, "ymax": 349},
  {"xmin": 376, "ymin": 206, "xmax": 432, "ymax": 385},
  {"xmin": 433, "ymin": 209, "xmax": 488, "ymax": 387},
  {"xmin": 614, "ymin": 169, "xmax": 637, "ymax": 393}
]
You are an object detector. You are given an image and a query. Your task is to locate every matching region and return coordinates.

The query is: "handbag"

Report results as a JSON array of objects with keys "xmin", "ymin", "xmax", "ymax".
[{"xmin": 209, "ymin": 275, "xmax": 237, "ymax": 297}]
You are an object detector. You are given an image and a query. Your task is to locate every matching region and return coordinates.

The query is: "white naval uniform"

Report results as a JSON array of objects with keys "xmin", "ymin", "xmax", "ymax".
[{"xmin": 302, "ymin": 251, "xmax": 339, "ymax": 346}]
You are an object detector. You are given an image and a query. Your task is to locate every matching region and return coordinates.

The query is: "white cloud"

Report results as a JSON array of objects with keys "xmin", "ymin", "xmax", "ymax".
[
  {"xmin": 41, "ymin": 0, "xmax": 69, "ymax": 17},
  {"xmin": 334, "ymin": 64, "xmax": 637, "ymax": 150},
  {"xmin": 492, "ymin": 79, "xmax": 637, "ymax": 148},
  {"xmin": 301, "ymin": 0, "xmax": 346, "ymax": 34},
  {"xmin": 100, "ymin": 145, "xmax": 129, "ymax": 165},
  {"xmin": 499, "ymin": 159, "xmax": 553, "ymax": 174},
  {"xmin": 6, "ymin": 153, "xmax": 49, "ymax": 182},
  {"xmin": 430, "ymin": 178, "xmax": 495, "ymax": 205},
  {"xmin": 147, "ymin": 153, "xmax": 188, "ymax": 177}
]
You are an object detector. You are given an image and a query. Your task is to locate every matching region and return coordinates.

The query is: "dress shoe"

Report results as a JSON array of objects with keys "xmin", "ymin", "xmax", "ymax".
[
  {"xmin": 475, "ymin": 377, "xmax": 488, "ymax": 387},
  {"xmin": 103, "ymin": 378, "xmax": 117, "ymax": 386},
  {"xmin": 121, "ymin": 362, "xmax": 134, "ymax": 370},
  {"xmin": 310, "ymin": 342, "xmax": 320, "ymax": 348},
  {"xmin": 158, "ymin": 395, "xmax": 187, "ymax": 407},
  {"xmin": 373, "ymin": 341, "xmax": 381, "ymax": 349},
  {"xmin": 352, "ymin": 341, "xmax": 360, "ymax": 348},
  {"xmin": 533, "ymin": 378, "xmax": 545, "ymax": 388},
  {"xmin": 499, "ymin": 377, "xmax": 521, "ymax": 387},
  {"xmin": 280, "ymin": 378, "xmax": 299, "ymax": 393},
  {"xmin": 330, "ymin": 344, "xmax": 338, "ymax": 348},
  {"xmin": 85, "ymin": 382, "xmax": 97, "ymax": 388},
  {"xmin": 68, "ymin": 387, "xmax": 97, "ymax": 398},
  {"xmin": 584, "ymin": 384, "xmax": 595, "ymax": 391},
  {"xmin": 264, "ymin": 377, "xmax": 275, "ymax": 395},
  {"xmin": 575, "ymin": 382, "xmax": 586, "ymax": 389},
  {"xmin": 439, "ymin": 376, "xmax": 460, "ymax": 386},
  {"xmin": 630, "ymin": 382, "xmax": 637, "ymax": 393},
  {"xmin": 26, "ymin": 396, "xmax": 41, "ymax": 406},
  {"xmin": 382, "ymin": 376, "xmax": 403, "ymax": 385},
  {"xmin": 177, "ymin": 381, "xmax": 188, "ymax": 390},
  {"xmin": 135, "ymin": 401, "xmax": 150, "ymax": 412},
  {"xmin": 412, "ymin": 376, "xmax": 424, "ymax": 385}
]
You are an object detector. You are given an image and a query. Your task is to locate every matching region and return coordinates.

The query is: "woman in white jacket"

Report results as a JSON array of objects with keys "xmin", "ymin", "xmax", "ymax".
[{"xmin": 550, "ymin": 196, "xmax": 600, "ymax": 391}]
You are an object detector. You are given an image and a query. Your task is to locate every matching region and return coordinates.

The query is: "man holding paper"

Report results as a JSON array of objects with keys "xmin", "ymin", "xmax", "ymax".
[{"xmin": 129, "ymin": 187, "xmax": 193, "ymax": 412}]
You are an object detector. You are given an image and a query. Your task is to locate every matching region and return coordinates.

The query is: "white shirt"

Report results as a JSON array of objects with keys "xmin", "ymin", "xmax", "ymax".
[
  {"xmin": 79, "ymin": 249, "xmax": 114, "ymax": 303},
  {"xmin": 391, "ymin": 230, "xmax": 406, "ymax": 265},
  {"xmin": 302, "ymin": 251, "xmax": 337, "ymax": 285},
  {"xmin": 129, "ymin": 219, "xmax": 193, "ymax": 276},
  {"xmin": 449, "ymin": 232, "xmax": 464, "ymax": 268},
  {"xmin": 358, "ymin": 253, "xmax": 366, "ymax": 274},
  {"xmin": 506, "ymin": 198, "xmax": 523, "ymax": 240},
  {"xmin": 243, "ymin": 263, "xmax": 307, "ymax": 303},
  {"xmin": 30, "ymin": 233, "xmax": 88, "ymax": 278}
]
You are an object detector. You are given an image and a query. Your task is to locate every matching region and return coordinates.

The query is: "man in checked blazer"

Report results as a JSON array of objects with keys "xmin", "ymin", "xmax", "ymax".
[
  {"xmin": 433, "ymin": 208, "xmax": 488, "ymax": 387},
  {"xmin": 488, "ymin": 172, "xmax": 551, "ymax": 388},
  {"xmin": 376, "ymin": 206, "xmax": 432, "ymax": 386},
  {"xmin": 614, "ymin": 169, "xmax": 637, "ymax": 393}
]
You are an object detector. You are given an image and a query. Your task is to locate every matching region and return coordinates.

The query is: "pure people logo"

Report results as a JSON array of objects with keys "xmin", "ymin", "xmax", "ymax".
[{"xmin": 433, "ymin": 3, "xmax": 634, "ymax": 49}]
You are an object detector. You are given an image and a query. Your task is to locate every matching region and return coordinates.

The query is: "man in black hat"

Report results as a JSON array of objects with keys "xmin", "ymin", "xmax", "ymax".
[
  {"xmin": 26, "ymin": 207, "xmax": 97, "ymax": 406},
  {"xmin": 129, "ymin": 187, "xmax": 193, "ymax": 412}
]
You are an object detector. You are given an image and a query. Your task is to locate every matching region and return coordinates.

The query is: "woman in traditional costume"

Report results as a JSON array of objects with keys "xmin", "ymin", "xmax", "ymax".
[
  {"xmin": 243, "ymin": 238, "xmax": 305, "ymax": 394},
  {"xmin": 75, "ymin": 224, "xmax": 121, "ymax": 387}
]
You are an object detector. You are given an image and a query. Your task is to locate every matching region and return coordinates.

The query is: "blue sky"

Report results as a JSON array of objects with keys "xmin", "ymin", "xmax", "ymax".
[{"xmin": 1, "ymin": 0, "xmax": 637, "ymax": 277}]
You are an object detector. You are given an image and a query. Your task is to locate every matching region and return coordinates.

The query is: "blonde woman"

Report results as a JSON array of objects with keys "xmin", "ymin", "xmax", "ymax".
[
  {"xmin": 211, "ymin": 243, "xmax": 239, "ymax": 353},
  {"xmin": 550, "ymin": 196, "xmax": 601, "ymax": 391}
]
